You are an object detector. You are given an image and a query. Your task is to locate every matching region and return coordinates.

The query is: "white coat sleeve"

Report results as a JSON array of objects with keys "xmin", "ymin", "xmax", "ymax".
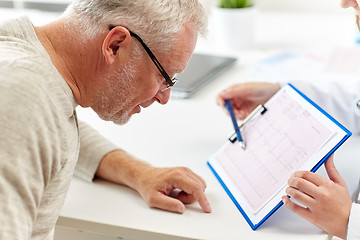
[
  {"xmin": 288, "ymin": 81, "xmax": 360, "ymax": 134},
  {"xmin": 347, "ymin": 203, "xmax": 360, "ymax": 240}
]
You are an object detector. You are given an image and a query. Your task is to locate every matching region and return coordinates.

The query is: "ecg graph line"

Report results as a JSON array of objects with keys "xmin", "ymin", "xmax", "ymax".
[{"xmin": 217, "ymin": 91, "xmax": 333, "ymax": 213}]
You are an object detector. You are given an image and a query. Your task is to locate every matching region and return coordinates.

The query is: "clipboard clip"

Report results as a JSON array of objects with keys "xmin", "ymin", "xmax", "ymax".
[{"xmin": 229, "ymin": 104, "xmax": 267, "ymax": 143}]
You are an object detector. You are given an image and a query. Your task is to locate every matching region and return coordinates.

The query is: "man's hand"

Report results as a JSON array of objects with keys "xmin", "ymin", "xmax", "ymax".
[
  {"xmin": 216, "ymin": 82, "xmax": 280, "ymax": 120},
  {"xmin": 96, "ymin": 150, "xmax": 211, "ymax": 214},
  {"xmin": 282, "ymin": 156, "xmax": 352, "ymax": 239},
  {"xmin": 135, "ymin": 166, "xmax": 211, "ymax": 214}
]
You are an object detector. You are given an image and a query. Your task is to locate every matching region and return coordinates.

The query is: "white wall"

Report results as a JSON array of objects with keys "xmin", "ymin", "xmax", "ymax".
[
  {"xmin": 2, "ymin": 0, "xmax": 356, "ymax": 16},
  {"xmin": 200, "ymin": 0, "xmax": 352, "ymax": 13},
  {"xmin": 256, "ymin": 0, "xmax": 346, "ymax": 13},
  {"xmin": 3, "ymin": 0, "xmax": 354, "ymax": 14}
]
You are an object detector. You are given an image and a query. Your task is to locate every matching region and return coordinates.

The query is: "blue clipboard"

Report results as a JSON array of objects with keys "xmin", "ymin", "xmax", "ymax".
[{"xmin": 207, "ymin": 83, "xmax": 352, "ymax": 230}]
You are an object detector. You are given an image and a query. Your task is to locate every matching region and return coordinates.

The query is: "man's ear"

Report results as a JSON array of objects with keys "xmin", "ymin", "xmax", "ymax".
[{"xmin": 102, "ymin": 26, "xmax": 132, "ymax": 65}]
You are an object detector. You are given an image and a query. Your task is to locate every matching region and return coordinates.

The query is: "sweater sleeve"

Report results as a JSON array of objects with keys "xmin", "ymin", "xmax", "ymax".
[
  {"xmin": 0, "ymin": 77, "xmax": 64, "ymax": 239},
  {"xmin": 75, "ymin": 121, "xmax": 119, "ymax": 182}
]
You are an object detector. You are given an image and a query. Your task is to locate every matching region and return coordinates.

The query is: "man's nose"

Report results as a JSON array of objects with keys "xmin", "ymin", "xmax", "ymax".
[{"xmin": 155, "ymin": 88, "xmax": 171, "ymax": 105}]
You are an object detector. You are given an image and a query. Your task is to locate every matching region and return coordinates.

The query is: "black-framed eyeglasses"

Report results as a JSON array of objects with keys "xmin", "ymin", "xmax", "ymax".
[{"xmin": 109, "ymin": 25, "xmax": 177, "ymax": 92}]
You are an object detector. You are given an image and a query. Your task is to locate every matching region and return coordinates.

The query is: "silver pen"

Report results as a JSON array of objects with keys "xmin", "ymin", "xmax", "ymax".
[{"xmin": 239, "ymin": 105, "xmax": 267, "ymax": 129}]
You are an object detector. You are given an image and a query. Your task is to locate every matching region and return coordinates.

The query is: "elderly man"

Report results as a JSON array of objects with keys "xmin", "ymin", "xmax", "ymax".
[{"xmin": 0, "ymin": 0, "xmax": 211, "ymax": 239}]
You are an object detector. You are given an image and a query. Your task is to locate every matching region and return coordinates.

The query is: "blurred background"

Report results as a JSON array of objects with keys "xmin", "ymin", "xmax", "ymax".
[
  {"xmin": 0, "ymin": 0, "xmax": 344, "ymax": 13},
  {"xmin": 0, "ymin": 0, "xmax": 354, "ymax": 49}
]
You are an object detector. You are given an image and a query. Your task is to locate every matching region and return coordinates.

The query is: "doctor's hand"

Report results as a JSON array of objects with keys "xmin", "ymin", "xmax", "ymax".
[
  {"xmin": 282, "ymin": 156, "xmax": 352, "ymax": 239},
  {"xmin": 216, "ymin": 82, "xmax": 280, "ymax": 119}
]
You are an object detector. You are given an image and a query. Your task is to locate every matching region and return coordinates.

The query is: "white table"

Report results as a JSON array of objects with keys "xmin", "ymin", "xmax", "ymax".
[{"xmin": 55, "ymin": 10, "xmax": 360, "ymax": 240}]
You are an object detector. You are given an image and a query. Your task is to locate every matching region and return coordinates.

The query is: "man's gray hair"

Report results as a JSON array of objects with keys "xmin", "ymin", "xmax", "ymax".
[{"xmin": 64, "ymin": 0, "xmax": 208, "ymax": 52}]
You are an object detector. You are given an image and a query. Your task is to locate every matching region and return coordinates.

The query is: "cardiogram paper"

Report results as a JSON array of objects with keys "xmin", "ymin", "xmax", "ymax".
[{"xmin": 208, "ymin": 84, "xmax": 351, "ymax": 229}]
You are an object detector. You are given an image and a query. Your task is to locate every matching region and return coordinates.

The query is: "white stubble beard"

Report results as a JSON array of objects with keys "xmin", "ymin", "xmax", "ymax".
[{"xmin": 94, "ymin": 57, "xmax": 138, "ymax": 125}]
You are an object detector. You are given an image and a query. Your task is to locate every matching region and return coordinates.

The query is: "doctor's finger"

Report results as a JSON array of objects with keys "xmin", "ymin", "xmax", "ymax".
[
  {"xmin": 291, "ymin": 171, "xmax": 328, "ymax": 187},
  {"xmin": 288, "ymin": 176, "xmax": 319, "ymax": 198},
  {"xmin": 216, "ymin": 93, "xmax": 226, "ymax": 106},
  {"xmin": 282, "ymin": 195, "xmax": 311, "ymax": 220},
  {"xmin": 324, "ymin": 155, "xmax": 346, "ymax": 186},
  {"xmin": 285, "ymin": 186, "xmax": 316, "ymax": 208},
  {"xmin": 218, "ymin": 84, "xmax": 246, "ymax": 99}
]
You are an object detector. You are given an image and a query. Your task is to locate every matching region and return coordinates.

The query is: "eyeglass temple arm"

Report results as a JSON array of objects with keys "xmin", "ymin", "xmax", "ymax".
[{"xmin": 108, "ymin": 25, "xmax": 174, "ymax": 86}]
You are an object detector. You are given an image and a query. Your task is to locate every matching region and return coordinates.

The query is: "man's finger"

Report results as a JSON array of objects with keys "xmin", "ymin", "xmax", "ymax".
[
  {"xmin": 147, "ymin": 192, "xmax": 186, "ymax": 214},
  {"xmin": 172, "ymin": 167, "xmax": 207, "ymax": 189},
  {"xmin": 192, "ymin": 189, "xmax": 212, "ymax": 213},
  {"xmin": 175, "ymin": 191, "xmax": 196, "ymax": 204},
  {"xmin": 172, "ymin": 178, "xmax": 212, "ymax": 213}
]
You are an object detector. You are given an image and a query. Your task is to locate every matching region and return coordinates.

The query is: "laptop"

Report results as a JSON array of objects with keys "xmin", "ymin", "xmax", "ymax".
[{"xmin": 171, "ymin": 53, "xmax": 237, "ymax": 98}]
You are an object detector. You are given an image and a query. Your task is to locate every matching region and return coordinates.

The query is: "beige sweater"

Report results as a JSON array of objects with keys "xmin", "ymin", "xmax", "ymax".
[{"xmin": 0, "ymin": 16, "xmax": 118, "ymax": 239}]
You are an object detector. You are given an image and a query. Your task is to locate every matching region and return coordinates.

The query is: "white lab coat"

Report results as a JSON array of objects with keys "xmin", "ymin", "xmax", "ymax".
[
  {"xmin": 291, "ymin": 81, "xmax": 360, "ymax": 134},
  {"xmin": 290, "ymin": 80, "xmax": 360, "ymax": 240}
]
